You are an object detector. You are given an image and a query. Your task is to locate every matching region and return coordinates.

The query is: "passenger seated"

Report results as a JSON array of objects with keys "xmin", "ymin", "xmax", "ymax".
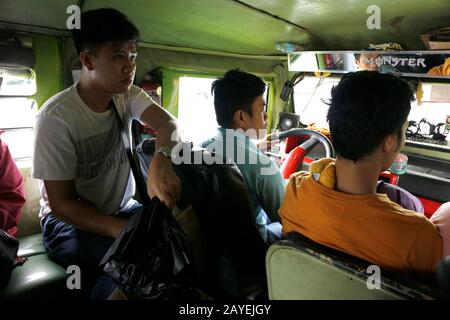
[
  {"xmin": 202, "ymin": 69, "xmax": 285, "ymax": 244},
  {"xmin": 0, "ymin": 133, "xmax": 25, "ymax": 236},
  {"xmin": 280, "ymin": 71, "xmax": 444, "ymax": 274},
  {"xmin": 32, "ymin": 8, "xmax": 181, "ymax": 299}
]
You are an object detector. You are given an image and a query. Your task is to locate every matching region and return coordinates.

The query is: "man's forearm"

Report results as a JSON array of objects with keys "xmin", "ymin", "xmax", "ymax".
[
  {"xmin": 50, "ymin": 199, "xmax": 127, "ymax": 238},
  {"xmin": 154, "ymin": 119, "xmax": 180, "ymax": 150}
]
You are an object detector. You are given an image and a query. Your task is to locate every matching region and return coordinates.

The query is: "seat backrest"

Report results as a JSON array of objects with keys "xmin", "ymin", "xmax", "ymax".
[
  {"xmin": 16, "ymin": 166, "xmax": 41, "ymax": 237},
  {"xmin": 135, "ymin": 140, "xmax": 267, "ymax": 299},
  {"xmin": 266, "ymin": 232, "xmax": 441, "ymax": 300},
  {"xmin": 172, "ymin": 148, "xmax": 268, "ymax": 299}
]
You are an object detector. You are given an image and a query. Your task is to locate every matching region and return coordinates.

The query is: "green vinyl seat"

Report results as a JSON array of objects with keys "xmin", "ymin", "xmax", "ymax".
[
  {"xmin": 17, "ymin": 233, "xmax": 46, "ymax": 257},
  {"xmin": 266, "ymin": 232, "xmax": 442, "ymax": 300},
  {"xmin": 0, "ymin": 166, "xmax": 78, "ymax": 300},
  {"xmin": 0, "ymin": 253, "xmax": 71, "ymax": 300}
]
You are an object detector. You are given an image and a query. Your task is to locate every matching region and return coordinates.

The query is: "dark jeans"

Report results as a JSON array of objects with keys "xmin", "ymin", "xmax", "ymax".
[{"xmin": 41, "ymin": 207, "xmax": 139, "ymax": 300}]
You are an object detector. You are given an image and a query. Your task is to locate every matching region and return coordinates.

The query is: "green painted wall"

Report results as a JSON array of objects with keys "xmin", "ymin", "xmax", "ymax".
[
  {"xmin": 160, "ymin": 68, "xmax": 281, "ymax": 131},
  {"xmin": 135, "ymin": 46, "xmax": 287, "ymax": 129},
  {"xmin": 32, "ymin": 34, "xmax": 64, "ymax": 108}
]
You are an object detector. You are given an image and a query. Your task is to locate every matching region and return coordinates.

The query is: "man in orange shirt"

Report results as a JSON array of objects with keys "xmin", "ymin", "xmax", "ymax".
[{"xmin": 280, "ymin": 71, "xmax": 442, "ymax": 274}]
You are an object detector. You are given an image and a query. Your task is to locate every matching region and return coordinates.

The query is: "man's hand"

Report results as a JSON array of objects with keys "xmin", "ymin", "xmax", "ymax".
[
  {"xmin": 147, "ymin": 152, "xmax": 181, "ymax": 209},
  {"xmin": 256, "ymin": 132, "xmax": 280, "ymax": 151},
  {"xmin": 44, "ymin": 180, "xmax": 129, "ymax": 238}
]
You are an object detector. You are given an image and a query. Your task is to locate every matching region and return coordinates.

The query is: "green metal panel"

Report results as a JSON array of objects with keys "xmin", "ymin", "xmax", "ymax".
[
  {"xmin": 32, "ymin": 34, "xmax": 64, "ymax": 108},
  {"xmin": 162, "ymin": 69, "xmax": 183, "ymax": 118},
  {"xmin": 266, "ymin": 79, "xmax": 277, "ymax": 132},
  {"xmin": 134, "ymin": 46, "xmax": 280, "ymax": 82},
  {"xmin": 244, "ymin": 0, "xmax": 450, "ymax": 50},
  {"xmin": 83, "ymin": 0, "xmax": 308, "ymax": 55},
  {"xmin": 2, "ymin": 0, "xmax": 447, "ymax": 54},
  {"xmin": 0, "ymin": 0, "xmax": 74, "ymax": 31},
  {"xmin": 2, "ymin": 0, "xmax": 447, "ymax": 119}
]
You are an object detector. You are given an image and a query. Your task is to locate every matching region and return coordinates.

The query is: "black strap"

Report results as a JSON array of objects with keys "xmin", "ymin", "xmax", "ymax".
[{"xmin": 111, "ymin": 100, "xmax": 151, "ymax": 205}]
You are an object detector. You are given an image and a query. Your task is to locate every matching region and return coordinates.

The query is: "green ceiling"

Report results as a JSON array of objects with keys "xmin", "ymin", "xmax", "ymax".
[{"xmin": 0, "ymin": 0, "xmax": 449, "ymax": 54}]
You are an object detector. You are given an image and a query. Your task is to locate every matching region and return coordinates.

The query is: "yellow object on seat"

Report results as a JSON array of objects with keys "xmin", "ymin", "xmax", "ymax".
[{"xmin": 309, "ymin": 158, "xmax": 336, "ymax": 189}]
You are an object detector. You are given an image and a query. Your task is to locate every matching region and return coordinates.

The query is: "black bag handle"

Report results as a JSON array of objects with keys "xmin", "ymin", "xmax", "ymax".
[{"xmin": 111, "ymin": 100, "xmax": 151, "ymax": 205}]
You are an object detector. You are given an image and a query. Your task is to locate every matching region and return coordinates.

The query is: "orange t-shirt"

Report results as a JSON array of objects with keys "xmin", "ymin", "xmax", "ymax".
[
  {"xmin": 280, "ymin": 170, "xmax": 442, "ymax": 274},
  {"xmin": 427, "ymin": 58, "xmax": 450, "ymax": 76}
]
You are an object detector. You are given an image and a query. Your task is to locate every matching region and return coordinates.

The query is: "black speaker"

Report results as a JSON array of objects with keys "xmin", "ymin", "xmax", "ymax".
[{"xmin": 278, "ymin": 112, "xmax": 300, "ymax": 131}]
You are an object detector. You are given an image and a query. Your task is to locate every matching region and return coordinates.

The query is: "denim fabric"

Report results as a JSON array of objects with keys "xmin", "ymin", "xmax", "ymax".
[{"xmin": 41, "ymin": 204, "xmax": 141, "ymax": 299}]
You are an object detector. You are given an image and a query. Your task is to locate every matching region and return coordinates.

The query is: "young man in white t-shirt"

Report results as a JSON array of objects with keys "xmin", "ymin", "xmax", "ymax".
[{"xmin": 32, "ymin": 8, "xmax": 181, "ymax": 299}]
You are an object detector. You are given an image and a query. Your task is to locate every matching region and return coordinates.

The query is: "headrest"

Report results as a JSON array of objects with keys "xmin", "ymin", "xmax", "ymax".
[{"xmin": 172, "ymin": 148, "xmax": 265, "ymax": 251}]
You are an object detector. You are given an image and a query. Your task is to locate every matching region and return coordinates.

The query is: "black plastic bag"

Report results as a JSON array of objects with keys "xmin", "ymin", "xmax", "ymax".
[
  {"xmin": 0, "ymin": 229, "xmax": 19, "ymax": 291},
  {"xmin": 100, "ymin": 198, "xmax": 200, "ymax": 300}
]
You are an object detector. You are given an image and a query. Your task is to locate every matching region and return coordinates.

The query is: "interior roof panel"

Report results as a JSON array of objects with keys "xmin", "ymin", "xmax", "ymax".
[{"xmin": 0, "ymin": 0, "xmax": 449, "ymax": 54}]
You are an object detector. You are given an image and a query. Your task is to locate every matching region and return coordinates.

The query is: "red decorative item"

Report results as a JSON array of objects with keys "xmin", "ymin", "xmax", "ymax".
[
  {"xmin": 379, "ymin": 171, "xmax": 399, "ymax": 185},
  {"xmin": 418, "ymin": 197, "xmax": 442, "ymax": 218},
  {"xmin": 284, "ymin": 135, "xmax": 307, "ymax": 154},
  {"xmin": 280, "ymin": 146, "xmax": 308, "ymax": 179}
]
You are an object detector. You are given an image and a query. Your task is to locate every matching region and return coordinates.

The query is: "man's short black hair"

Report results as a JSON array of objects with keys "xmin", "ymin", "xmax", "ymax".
[
  {"xmin": 72, "ymin": 8, "xmax": 139, "ymax": 54},
  {"xmin": 327, "ymin": 71, "xmax": 414, "ymax": 161},
  {"xmin": 211, "ymin": 69, "xmax": 266, "ymax": 128}
]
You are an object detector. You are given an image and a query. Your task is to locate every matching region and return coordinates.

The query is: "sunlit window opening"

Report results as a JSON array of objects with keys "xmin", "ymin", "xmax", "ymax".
[
  {"xmin": 0, "ymin": 67, "xmax": 37, "ymax": 160},
  {"xmin": 178, "ymin": 76, "xmax": 219, "ymax": 145},
  {"xmin": 294, "ymin": 76, "xmax": 450, "ymax": 145}
]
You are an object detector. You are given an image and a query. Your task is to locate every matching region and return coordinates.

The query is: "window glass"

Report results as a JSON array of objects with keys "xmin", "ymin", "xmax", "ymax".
[
  {"xmin": 178, "ymin": 76, "xmax": 270, "ymax": 145},
  {"xmin": 293, "ymin": 76, "xmax": 340, "ymax": 128},
  {"xmin": 178, "ymin": 76, "xmax": 218, "ymax": 145},
  {"xmin": 0, "ymin": 67, "xmax": 36, "ymax": 96},
  {"xmin": 0, "ymin": 67, "xmax": 37, "ymax": 160},
  {"xmin": 294, "ymin": 76, "xmax": 450, "ymax": 146}
]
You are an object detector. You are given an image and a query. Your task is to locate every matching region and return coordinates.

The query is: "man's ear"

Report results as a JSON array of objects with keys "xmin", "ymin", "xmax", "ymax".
[
  {"xmin": 233, "ymin": 110, "xmax": 247, "ymax": 129},
  {"xmin": 79, "ymin": 51, "xmax": 94, "ymax": 71},
  {"xmin": 382, "ymin": 133, "xmax": 398, "ymax": 154}
]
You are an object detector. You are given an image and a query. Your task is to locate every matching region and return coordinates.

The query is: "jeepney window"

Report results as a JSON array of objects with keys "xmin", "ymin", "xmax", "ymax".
[
  {"xmin": 293, "ymin": 75, "xmax": 340, "ymax": 128},
  {"xmin": 178, "ymin": 76, "xmax": 218, "ymax": 145},
  {"xmin": 0, "ymin": 67, "xmax": 37, "ymax": 160},
  {"xmin": 294, "ymin": 76, "xmax": 450, "ymax": 147}
]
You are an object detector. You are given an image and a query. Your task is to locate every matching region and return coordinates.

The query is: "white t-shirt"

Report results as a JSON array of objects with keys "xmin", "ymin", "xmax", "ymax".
[{"xmin": 32, "ymin": 83, "xmax": 155, "ymax": 218}]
